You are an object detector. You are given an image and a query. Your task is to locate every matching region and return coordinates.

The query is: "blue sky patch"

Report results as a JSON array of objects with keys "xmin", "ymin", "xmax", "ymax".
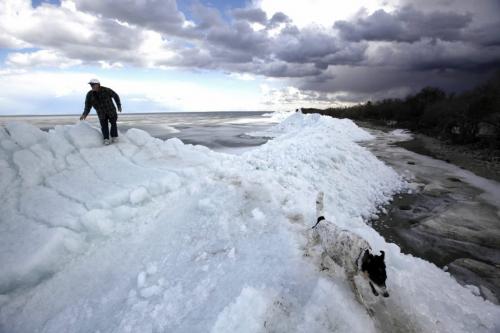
[{"xmin": 31, "ymin": 0, "xmax": 61, "ymax": 8}]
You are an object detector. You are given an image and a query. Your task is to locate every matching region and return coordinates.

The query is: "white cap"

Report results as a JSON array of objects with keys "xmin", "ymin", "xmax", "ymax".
[{"xmin": 88, "ymin": 78, "xmax": 100, "ymax": 84}]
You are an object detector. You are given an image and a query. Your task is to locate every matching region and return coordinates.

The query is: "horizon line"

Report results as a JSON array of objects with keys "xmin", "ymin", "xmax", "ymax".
[{"xmin": 0, "ymin": 110, "xmax": 275, "ymax": 117}]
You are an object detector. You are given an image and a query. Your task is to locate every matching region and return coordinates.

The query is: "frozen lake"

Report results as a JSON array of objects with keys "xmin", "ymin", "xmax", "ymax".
[{"xmin": 0, "ymin": 112, "xmax": 275, "ymax": 154}]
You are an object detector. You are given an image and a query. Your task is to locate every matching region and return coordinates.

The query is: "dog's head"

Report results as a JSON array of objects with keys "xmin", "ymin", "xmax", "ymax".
[{"xmin": 361, "ymin": 250, "xmax": 389, "ymax": 298}]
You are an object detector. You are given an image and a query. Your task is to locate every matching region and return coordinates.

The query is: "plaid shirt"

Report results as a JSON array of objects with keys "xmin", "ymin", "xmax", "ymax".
[{"xmin": 83, "ymin": 86, "xmax": 121, "ymax": 120}]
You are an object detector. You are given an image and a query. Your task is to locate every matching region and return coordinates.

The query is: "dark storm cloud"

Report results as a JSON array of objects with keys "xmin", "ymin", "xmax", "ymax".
[
  {"xmin": 465, "ymin": 21, "xmax": 500, "ymax": 46},
  {"xmin": 272, "ymin": 27, "xmax": 367, "ymax": 68},
  {"xmin": 296, "ymin": 65, "xmax": 495, "ymax": 101},
  {"xmin": 334, "ymin": 6, "xmax": 472, "ymax": 43},
  {"xmin": 256, "ymin": 61, "xmax": 322, "ymax": 77},
  {"xmin": 273, "ymin": 28, "xmax": 341, "ymax": 63},
  {"xmin": 367, "ymin": 38, "xmax": 500, "ymax": 72}
]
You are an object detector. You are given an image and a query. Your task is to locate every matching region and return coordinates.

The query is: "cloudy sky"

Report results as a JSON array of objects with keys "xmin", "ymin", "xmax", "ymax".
[{"xmin": 1, "ymin": 0, "xmax": 499, "ymax": 114}]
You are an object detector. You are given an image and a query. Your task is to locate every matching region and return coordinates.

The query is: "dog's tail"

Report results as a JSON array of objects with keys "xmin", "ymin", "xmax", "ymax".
[{"xmin": 312, "ymin": 191, "xmax": 325, "ymax": 229}]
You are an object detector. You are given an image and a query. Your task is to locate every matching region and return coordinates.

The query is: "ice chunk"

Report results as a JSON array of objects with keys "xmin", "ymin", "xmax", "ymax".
[
  {"xmin": 137, "ymin": 272, "xmax": 147, "ymax": 289},
  {"xmin": 80, "ymin": 209, "xmax": 113, "ymax": 235},
  {"xmin": 140, "ymin": 285, "xmax": 161, "ymax": 299},
  {"xmin": 13, "ymin": 149, "xmax": 49, "ymax": 186},
  {"xmin": 0, "ymin": 158, "xmax": 16, "ymax": 193},
  {"xmin": 126, "ymin": 128, "xmax": 152, "ymax": 147},
  {"xmin": 5, "ymin": 122, "xmax": 47, "ymax": 148},
  {"xmin": 47, "ymin": 126, "xmax": 75, "ymax": 158},
  {"xmin": 45, "ymin": 166, "xmax": 128, "ymax": 209},
  {"xmin": 20, "ymin": 186, "xmax": 86, "ymax": 230},
  {"xmin": 227, "ymin": 248, "xmax": 236, "ymax": 259},
  {"xmin": 146, "ymin": 263, "xmax": 158, "ymax": 276},
  {"xmin": 130, "ymin": 187, "xmax": 149, "ymax": 205},
  {"xmin": 389, "ymin": 129, "xmax": 413, "ymax": 141},
  {"xmin": 112, "ymin": 205, "xmax": 137, "ymax": 221},
  {"xmin": 465, "ymin": 284, "xmax": 481, "ymax": 296},
  {"xmin": 251, "ymin": 208, "xmax": 265, "ymax": 221},
  {"xmin": 0, "ymin": 224, "xmax": 85, "ymax": 294},
  {"xmin": 66, "ymin": 122, "xmax": 103, "ymax": 148},
  {"xmin": 1, "ymin": 138, "xmax": 19, "ymax": 151}
]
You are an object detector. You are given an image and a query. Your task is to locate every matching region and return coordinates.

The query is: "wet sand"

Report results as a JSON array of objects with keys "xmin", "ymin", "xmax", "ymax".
[
  {"xmin": 356, "ymin": 121, "xmax": 500, "ymax": 182},
  {"xmin": 360, "ymin": 126, "xmax": 500, "ymax": 305},
  {"xmin": 397, "ymin": 135, "xmax": 500, "ymax": 183}
]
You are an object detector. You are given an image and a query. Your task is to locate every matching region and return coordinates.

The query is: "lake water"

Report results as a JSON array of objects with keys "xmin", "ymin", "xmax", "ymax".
[{"xmin": 0, "ymin": 112, "xmax": 276, "ymax": 154}]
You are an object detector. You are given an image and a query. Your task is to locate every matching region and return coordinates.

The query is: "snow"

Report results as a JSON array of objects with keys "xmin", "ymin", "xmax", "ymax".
[
  {"xmin": 0, "ymin": 114, "xmax": 499, "ymax": 332},
  {"xmin": 211, "ymin": 287, "xmax": 276, "ymax": 333},
  {"xmin": 388, "ymin": 129, "xmax": 413, "ymax": 141}
]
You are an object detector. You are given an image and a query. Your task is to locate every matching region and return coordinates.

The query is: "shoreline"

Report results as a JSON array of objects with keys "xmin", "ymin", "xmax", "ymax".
[
  {"xmin": 359, "ymin": 124, "xmax": 500, "ymax": 304},
  {"xmin": 356, "ymin": 120, "xmax": 500, "ymax": 182},
  {"xmin": 396, "ymin": 135, "xmax": 500, "ymax": 183}
]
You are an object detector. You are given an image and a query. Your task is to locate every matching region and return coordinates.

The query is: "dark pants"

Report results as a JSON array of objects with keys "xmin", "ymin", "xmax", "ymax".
[{"xmin": 99, "ymin": 116, "xmax": 118, "ymax": 140}]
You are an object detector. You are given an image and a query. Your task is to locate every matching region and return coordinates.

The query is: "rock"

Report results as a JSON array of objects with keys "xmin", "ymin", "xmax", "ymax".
[
  {"xmin": 447, "ymin": 258, "xmax": 500, "ymax": 305},
  {"xmin": 447, "ymin": 177, "xmax": 462, "ymax": 183}
]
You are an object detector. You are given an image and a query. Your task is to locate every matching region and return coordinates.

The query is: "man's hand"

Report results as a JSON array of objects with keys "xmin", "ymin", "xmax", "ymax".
[
  {"xmin": 80, "ymin": 115, "xmax": 87, "ymax": 121},
  {"xmin": 118, "ymin": 108, "xmax": 122, "ymax": 112}
]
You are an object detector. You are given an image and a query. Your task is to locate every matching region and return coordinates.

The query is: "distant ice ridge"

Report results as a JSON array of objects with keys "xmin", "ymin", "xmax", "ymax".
[
  {"xmin": 250, "ymin": 112, "xmax": 374, "ymax": 142},
  {"xmin": 261, "ymin": 110, "xmax": 296, "ymax": 122},
  {"xmin": 0, "ymin": 115, "xmax": 498, "ymax": 333}
]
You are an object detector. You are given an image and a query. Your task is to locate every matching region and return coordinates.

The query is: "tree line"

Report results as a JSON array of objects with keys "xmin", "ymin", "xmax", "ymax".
[{"xmin": 302, "ymin": 71, "xmax": 500, "ymax": 148}]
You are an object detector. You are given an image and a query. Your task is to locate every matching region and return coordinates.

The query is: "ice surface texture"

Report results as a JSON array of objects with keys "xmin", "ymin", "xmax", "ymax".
[{"xmin": 0, "ymin": 114, "xmax": 498, "ymax": 332}]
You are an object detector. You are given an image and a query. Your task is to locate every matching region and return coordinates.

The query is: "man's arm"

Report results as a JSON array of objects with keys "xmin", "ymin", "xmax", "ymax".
[
  {"xmin": 80, "ymin": 91, "xmax": 92, "ymax": 120},
  {"xmin": 110, "ymin": 88, "xmax": 122, "ymax": 112}
]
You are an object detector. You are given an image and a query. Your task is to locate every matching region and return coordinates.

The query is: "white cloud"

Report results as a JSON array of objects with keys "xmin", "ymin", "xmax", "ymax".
[
  {"xmin": 0, "ymin": 31, "xmax": 31, "ymax": 48},
  {"xmin": 98, "ymin": 61, "xmax": 124, "ymax": 69},
  {"xmin": 229, "ymin": 72, "xmax": 256, "ymax": 81},
  {"xmin": 6, "ymin": 50, "xmax": 83, "ymax": 68},
  {"xmin": 136, "ymin": 30, "xmax": 177, "ymax": 68},
  {"xmin": 260, "ymin": 84, "xmax": 348, "ymax": 110}
]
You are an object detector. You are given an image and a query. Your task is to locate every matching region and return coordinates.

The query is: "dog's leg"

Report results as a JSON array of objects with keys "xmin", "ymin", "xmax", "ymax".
[
  {"xmin": 348, "ymin": 274, "xmax": 375, "ymax": 317},
  {"xmin": 320, "ymin": 252, "xmax": 328, "ymax": 271},
  {"xmin": 348, "ymin": 274, "xmax": 364, "ymax": 305},
  {"xmin": 320, "ymin": 252, "xmax": 338, "ymax": 274}
]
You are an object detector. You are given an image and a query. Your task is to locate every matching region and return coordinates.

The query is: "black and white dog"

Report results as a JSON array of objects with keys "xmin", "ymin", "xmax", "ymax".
[{"xmin": 312, "ymin": 192, "xmax": 389, "ymax": 304}]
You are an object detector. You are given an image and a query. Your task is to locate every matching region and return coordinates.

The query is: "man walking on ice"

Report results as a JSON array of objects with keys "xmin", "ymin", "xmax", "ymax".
[{"xmin": 80, "ymin": 78, "xmax": 122, "ymax": 145}]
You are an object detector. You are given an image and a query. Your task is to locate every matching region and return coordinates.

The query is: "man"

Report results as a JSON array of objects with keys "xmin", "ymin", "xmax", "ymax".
[{"xmin": 80, "ymin": 78, "xmax": 122, "ymax": 145}]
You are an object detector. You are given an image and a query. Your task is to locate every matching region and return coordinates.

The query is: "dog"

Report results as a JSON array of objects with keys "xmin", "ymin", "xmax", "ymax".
[{"xmin": 312, "ymin": 192, "xmax": 389, "ymax": 308}]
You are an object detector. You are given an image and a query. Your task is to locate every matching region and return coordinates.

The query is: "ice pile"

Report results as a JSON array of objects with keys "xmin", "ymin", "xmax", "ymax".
[
  {"xmin": 249, "ymin": 112, "xmax": 373, "ymax": 142},
  {"xmin": 0, "ymin": 114, "xmax": 499, "ymax": 332}
]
